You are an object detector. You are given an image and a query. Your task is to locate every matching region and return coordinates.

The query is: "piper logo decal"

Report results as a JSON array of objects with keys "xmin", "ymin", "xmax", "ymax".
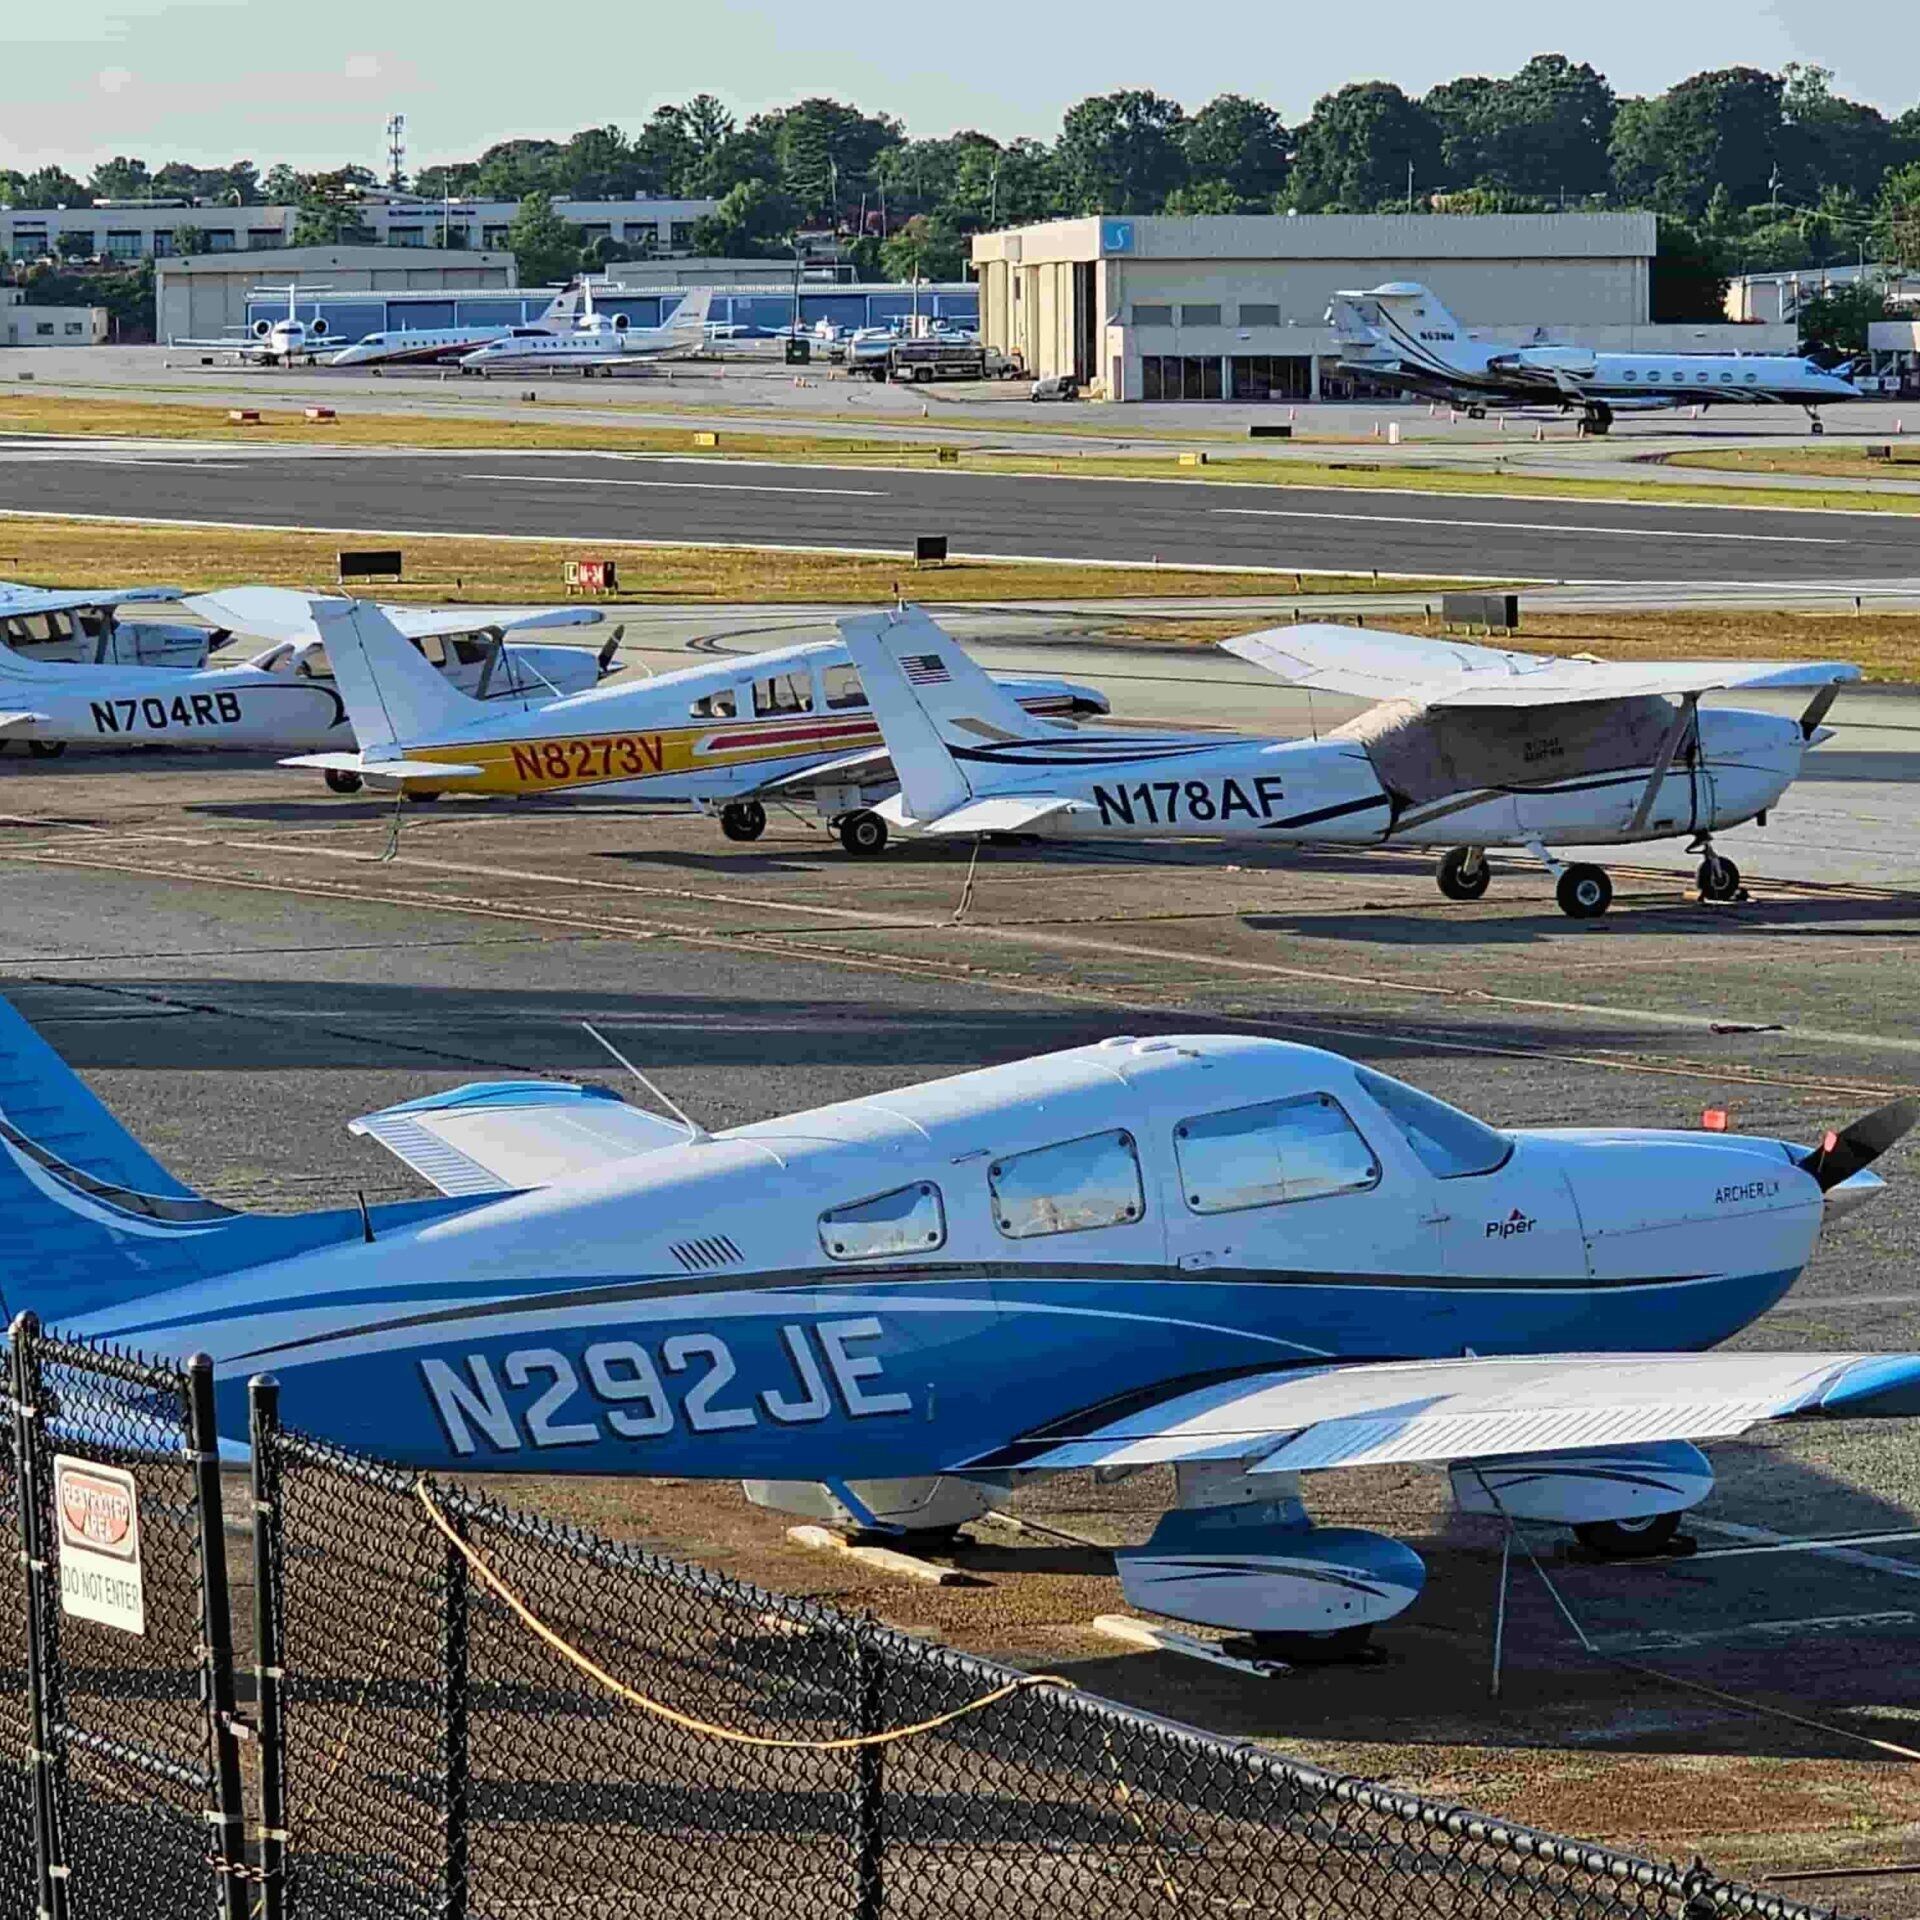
[{"xmin": 1485, "ymin": 1209, "xmax": 1536, "ymax": 1240}]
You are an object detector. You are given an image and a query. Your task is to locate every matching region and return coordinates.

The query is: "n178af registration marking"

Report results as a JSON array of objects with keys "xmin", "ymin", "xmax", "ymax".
[
  {"xmin": 420, "ymin": 1317, "xmax": 908, "ymax": 1455},
  {"xmin": 509, "ymin": 734, "xmax": 666, "ymax": 784},
  {"xmin": 1092, "ymin": 775, "xmax": 1285, "ymax": 827}
]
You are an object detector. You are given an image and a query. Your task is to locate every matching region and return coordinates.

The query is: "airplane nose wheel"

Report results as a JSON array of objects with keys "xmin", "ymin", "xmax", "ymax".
[
  {"xmin": 720, "ymin": 800, "xmax": 767, "ymax": 842},
  {"xmin": 1436, "ymin": 846, "xmax": 1491, "ymax": 900},
  {"xmin": 1555, "ymin": 864, "xmax": 1613, "ymax": 918},
  {"xmin": 1697, "ymin": 853, "xmax": 1742, "ymax": 902},
  {"xmin": 324, "ymin": 768, "xmax": 363, "ymax": 795},
  {"xmin": 1573, "ymin": 1512, "xmax": 1685, "ymax": 1560}
]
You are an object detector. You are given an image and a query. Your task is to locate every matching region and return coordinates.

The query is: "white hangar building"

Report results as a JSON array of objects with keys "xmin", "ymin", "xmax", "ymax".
[{"xmin": 971, "ymin": 212, "xmax": 1795, "ymax": 402}]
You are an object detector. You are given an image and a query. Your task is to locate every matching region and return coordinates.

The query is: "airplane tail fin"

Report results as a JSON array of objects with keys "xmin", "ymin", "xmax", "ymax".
[
  {"xmin": 836, "ymin": 607, "xmax": 1062, "ymax": 822},
  {"xmin": 667, "ymin": 287, "xmax": 714, "ymax": 333},
  {"xmin": 1341, "ymin": 282, "xmax": 1472, "ymax": 370},
  {"xmin": 314, "ymin": 597, "xmax": 493, "ymax": 756}
]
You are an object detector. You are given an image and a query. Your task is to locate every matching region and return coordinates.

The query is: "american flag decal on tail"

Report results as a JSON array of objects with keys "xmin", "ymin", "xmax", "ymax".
[{"xmin": 899, "ymin": 653, "xmax": 952, "ymax": 687}]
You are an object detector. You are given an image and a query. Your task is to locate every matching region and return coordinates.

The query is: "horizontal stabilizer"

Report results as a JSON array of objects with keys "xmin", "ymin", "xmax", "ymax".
[
  {"xmin": 913, "ymin": 794, "xmax": 1083, "ymax": 836},
  {"xmin": 0, "ymin": 711, "xmax": 50, "ymax": 732},
  {"xmin": 964, "ymin": 1349, "xmax": 1920, "ymax": 1475},
  {"xmin": 281, "ymin": 752, "xmax": 485, "ymax": 782},
  {"xmin": 350, "ymin": 1080, "xmax": 694, "ymax": 1195}
]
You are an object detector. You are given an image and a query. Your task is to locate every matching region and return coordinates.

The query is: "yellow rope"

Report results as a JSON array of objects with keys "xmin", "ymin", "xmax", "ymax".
[{"xmin": 415, "ymin": 1480, "xmax": 1073, "ymax": 1750}]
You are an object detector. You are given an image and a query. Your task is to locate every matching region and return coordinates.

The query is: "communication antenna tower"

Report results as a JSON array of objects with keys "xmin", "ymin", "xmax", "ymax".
[{"xmin": 385, "ymin": 113, "xmax": 407, "ymax": 190}]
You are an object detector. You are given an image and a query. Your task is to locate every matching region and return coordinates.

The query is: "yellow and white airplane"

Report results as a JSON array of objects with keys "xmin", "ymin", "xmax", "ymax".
[{"xmin": 281, "ymin": 596, "xmax": 1105, "ymax": 843}]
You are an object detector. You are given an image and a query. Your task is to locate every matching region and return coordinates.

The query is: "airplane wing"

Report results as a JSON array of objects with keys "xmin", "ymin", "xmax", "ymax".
[
  {"xmin": 349, "ymin": 1080, "xmax": 694, "ymax": 1197},
  {"xmin": 902, "ymin": 794, "xmax": 1087, "ymax": 836},
  {"xmin": 962, "ymin": 1349, "xmax": 1920, "ymax": 1475},
  {"xmin": 0, "ymin": 585, "xmax": 187, "ymax": 614},
  {"xmin": 184, "ymin": 588, "xmax": 603, "ymax": 643},
  {"xmin": 743, "ymin": 746, "xmax": 899, "ymax": 797},
  {"xmin": 280, "ymin": 752, "xmax": 485, "ymax": 783},
  {"xmin": 1222, "ymin": 624, "xmax": 1863, "ymax": 711}
]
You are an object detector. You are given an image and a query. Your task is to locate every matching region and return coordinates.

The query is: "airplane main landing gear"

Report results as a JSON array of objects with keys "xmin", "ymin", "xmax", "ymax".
[
  {"xmin": 324, "ymin": 767, "xmax": 363, "ymax": 795},
  {"xmin": 1555, "ymin": 864, "xmax": 1613, "ymax": 919},
  {"xmin": 1579, "ymin": 401, "xmax": 1614, "ymax": 437},
  {"xmin": 26, "ymin": 740, "xmax": 65, "ymax": 760},
  {"xmin": 720, "ymin": 800, "xmax": 766, "ymax": 842},
  {"xmin": 837, "ymin": 809, "xmax": 889, "ymax": 857},
  {"xmin": 1436, "ymin": 845, "xmax": 1491, "ymax": 900},
  {"xmin": 1808, "ymin": 412, "xmax": 1826, "ymax": 436},
  {"xmin": 1573, "ymin": 1511, "xmax": 1685, "ymax": 1560}
]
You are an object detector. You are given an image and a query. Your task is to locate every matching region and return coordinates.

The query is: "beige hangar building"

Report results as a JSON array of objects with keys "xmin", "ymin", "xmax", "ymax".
[{"xmin": 972, "ymin": 212, "xmax": 1793, "ymax": 402}]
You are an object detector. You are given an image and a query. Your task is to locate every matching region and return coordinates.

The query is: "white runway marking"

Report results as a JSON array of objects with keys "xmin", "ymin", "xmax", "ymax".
[
  {"xmin": 1214, "ymin": 506, "xmax": 1847, "ymax": 545},
  {"xmin": 1689, "ymin": 1517, "xmax": 1920, "ymax": 1584},
  {"xmin": 1597, "ymin": 1609, "xmax": 1918, "ymax": 1652},
  {"xmin": 462, "ymin": 471, "xmax": 888, "ymax": 498}
]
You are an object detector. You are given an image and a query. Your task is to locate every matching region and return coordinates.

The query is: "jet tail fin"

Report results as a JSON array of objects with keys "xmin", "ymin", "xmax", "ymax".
[
  {"xmin": 313, "ymin": 597, "xmax": 493, "ymax": 758},
  {"xmin": 1330, "ymin": 282, "xmax": 1472, "ymax": 370},
  {"xmin": 667, "ymin": 287, "xmax": 714, "ymax": 333}
]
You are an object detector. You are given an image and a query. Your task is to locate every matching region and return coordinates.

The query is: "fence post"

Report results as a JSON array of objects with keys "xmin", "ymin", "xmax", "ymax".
[
  {"xmin": 10, "ymin": 1315, "xmax": 65, "ymax": 1920},
  {"xmin": 248, "ymin": 1377, "xmax": 287, "ymax": 1920},
  {"xmin": 850, "ymin": 1629, "xmax": 884, "ymax": 1920},
  {"xmin": 186, "ymin": 1355, "xmax": 246, "ymax": 1920},
  {"xmin": 439, "ymin": 1488, "xmax": 470, "ymax": 1920}
]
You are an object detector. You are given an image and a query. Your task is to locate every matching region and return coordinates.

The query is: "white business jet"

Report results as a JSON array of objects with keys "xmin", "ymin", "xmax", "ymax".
[
  {"xmin": 1330, "ymin": 282, "xmax": 1864, "ymax": 435},
  {"xmin": 458, "ymin": 285, "xmax": 714, "ymax": 376},
  {"xmin": 6, "ymin": 984, "xmax": 1918, "ymax": 1657},
  {"xmin": 823, "ymin": 606, "xmax": 1855, "ymax": 917},
  {"xmin": 325, "ymin": 288, "xmax": 581, "ymax": 369},
  {"xmin": 0, "ymin": 593, "xmax": 610, "ymax": 765},
  {"xmin": 171, "ymin": 283, "xmax": 337, "ymax": 367}
]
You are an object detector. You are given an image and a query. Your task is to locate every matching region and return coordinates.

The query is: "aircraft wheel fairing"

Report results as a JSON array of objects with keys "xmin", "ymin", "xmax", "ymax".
[
  {"xmin": 26, "ymin": 740, "xmax": 65, "ymax": 759},
  {"xmin": 839, "ymin": 810, "xmax": 889, "ymax": 857},
  {"xmin": 1573, "ymin": 1512, "xmax": 1685, "ymax": 1560},
  {"xmin": 1437, "ymin": 846, "xmax": 1491, "ymax": 901},
  {"xmin": 324, "ymin": 767, "xmax": 363, "ymax": 796},
  {"xmin": 1452, "ymin": 1442, "xmax": 1713, "ymax": 1527},
  {"xmin": 1698, "ymin": 854, "xmax": 1742, "ymax": 901},
  {"xmin": 1555, "ymin": 864, "xmax": 1612, "ymax": 918},
  {"xmin": 720, "ymin": 800, "xmax": 767, "ymax": 842},
  {"xmin": 405, "ymin": 789, "xmax": 443, "ymax": 805}
]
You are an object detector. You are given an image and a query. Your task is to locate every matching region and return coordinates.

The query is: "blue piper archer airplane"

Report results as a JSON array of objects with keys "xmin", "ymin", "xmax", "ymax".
[{"xmin": 4, "ymin": 992, "xmax": 1919, "ymax": 1656}]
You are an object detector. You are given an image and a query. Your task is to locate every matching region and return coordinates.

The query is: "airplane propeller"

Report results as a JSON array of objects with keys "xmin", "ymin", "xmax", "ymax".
[
  {"xmin": 597, "ymin": 628, "xmax": 624, "ymax": 676},
  {"xmin": 1802, "ymin": 1096, "xmax": 1920, "ymax": 1191}
]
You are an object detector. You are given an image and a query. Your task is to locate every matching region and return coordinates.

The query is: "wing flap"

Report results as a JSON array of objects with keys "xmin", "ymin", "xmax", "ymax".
[
  {"xmin": 966, "ymin": 1350, "xmax": 1920, "ymax": 1475},
  {"xmin": 350, "ymin": 1080, "xmax": 693, "ymax": 1196}
]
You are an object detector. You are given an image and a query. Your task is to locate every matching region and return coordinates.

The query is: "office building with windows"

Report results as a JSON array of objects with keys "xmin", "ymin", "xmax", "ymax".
[{"xmin": 973, "ymin": 213, "xmax": 1793, "ymax": 401}]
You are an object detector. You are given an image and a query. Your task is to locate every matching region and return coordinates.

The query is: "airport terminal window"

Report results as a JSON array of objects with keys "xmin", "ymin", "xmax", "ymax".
[
  {"xmin": 1132, "ymin": 304, "xmax": 1174, "ymax": 327},
  {"xmin": 1231, "ymin": 355, "xmax": 1312, "ymax": 401},
  {"xmin": 822, "ymin": 663, "xmax": 866, "ymax": 710},
  {"xmin": 1141, "ymin": 354, "xmax": 1224, "ymax": 401},
  {"xmin": 753, "ymin": 672, "xmax": 814, "ymax": 717},
  {"xmin": 1238, "ymin": 304, "xmax": 1281, "ymax": 327},
  {"xmin": 990, "ymin": 1130, "xmax": 1144, "ymax": 1239},
  {"xmin": 1175, "ymin": 1095, "xmax": 1380, "ymax": 1214},
  {"xmin": 820, "ymin": 1182, "xmax": 946, "ymax": 1261},
  {"xmin": 1352, "ymin": 1066, "xmax": 1511, "ymax": 1179},
  {"xmin": 689, "ymin": 687, "xmax": 737, "ymax": 719},
  {"xmin": 1179, "ymin": 304, "xmax": 1223, "ymax": 328}
]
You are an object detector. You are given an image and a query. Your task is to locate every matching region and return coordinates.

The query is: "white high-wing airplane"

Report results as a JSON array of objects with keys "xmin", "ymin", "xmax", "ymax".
[
  {"xmin": 458, "ymin": 285, "xmax": 714, "ymax": 375},
  {"xmin": 0, "ymin": 584, "xmax": 207, "ymax": 670},
  {"xmin": 1330, "ymin": 283, "xmax": 1864, "ymax": 435},
  {"xmin": 826, "ymin": 606, "xmax": 1855, "ymax": 917},
  {"xmin": 325, "ymin": 288, "xmax": 581, "ymax": 369},
  {"xmin": 4, "ymin": 988, "xmax": 1917, "ymax": 1655},
  {"xmin": 170, "ymin": 283, "xmax": 338, "ymax": 367},
  {"xmin": 0, "ymin": 593, "xmax": 612, "ymax": 765},
  {"xmin": 275, "ymin": 593, "xmax": 1106, "ymax": 818}
]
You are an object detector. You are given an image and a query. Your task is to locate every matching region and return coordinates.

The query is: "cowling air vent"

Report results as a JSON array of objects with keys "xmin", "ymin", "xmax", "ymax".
[{"xmin": 671, "ymin": 1235, "xmax": 742, "ymax": 1272}]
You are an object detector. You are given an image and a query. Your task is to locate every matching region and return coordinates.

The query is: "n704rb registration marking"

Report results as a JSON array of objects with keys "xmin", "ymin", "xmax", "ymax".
[
  {"xmin": 91, "ymin": 692, "xmax": 243, "ymax": 734},
  {"xmin": 509, "ymin": 734, "xmax": 666, "ymax": 784},
  {"xmin": 420, "ymin": 1317, "xmax": 908, "ymax": 1455},
  {"xmin": 1092, "ymin": 775, "xmax": 1286, "ymax": 827}
]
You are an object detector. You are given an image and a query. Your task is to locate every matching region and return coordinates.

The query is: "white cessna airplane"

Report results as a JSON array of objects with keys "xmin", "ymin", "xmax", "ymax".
[
  {"xmin": 458, "ymin": 285, "xmax": 714, "ymax": 376},
  {"xmin": 0, "ymin": 584, "xmax": 207, "ymax": 671},
  {"xmin": 325, "ymin": 288, "xmax": 580, "ymax": 369},
  {"xmin": 171, "ymin": 283, "xmax": 338, "ymax": 367},
  {"xmin": 821, "ymin": 607, "xmax": 1855, "ymax": 918},
  {"xmin": 1330, "ymin": 282, "xmax": 1864, "ymax": 435},
  {"xmin": 4, "ymin": 988, "xmax": 1917, "ymax": 1656},
  {"xmin": 0, "ymin": 593, "xmax": 612, "ymax": 765}
]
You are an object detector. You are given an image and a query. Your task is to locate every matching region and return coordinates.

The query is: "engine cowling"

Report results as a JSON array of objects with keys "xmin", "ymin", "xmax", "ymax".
[
  {"xmin": 1451, "ymin": 1440, "xmax": 1714, "ymax": 1526},
  {"xmin": 1116, "ymin": 1501, "xmax": 1425, "ymax": 1635}
]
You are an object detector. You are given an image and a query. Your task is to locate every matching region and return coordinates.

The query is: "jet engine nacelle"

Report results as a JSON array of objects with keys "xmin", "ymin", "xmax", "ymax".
[
  {"xmin": 251, "ymin": 318, "xmax": 273, "ymax": 339},
  {"xmin": 309, "ymin": 316, "xmax": 328, "ymax": 337},
  {"xmin": 742, "ymin": 1474, "xmax": 1007, "ymax": 1535},
  {"xmin": 1116, "ymin": 1500, "xmax": 1426, "ymax": 1635},
  {"xmin": 1450, "ymin": 1440, "xmax": 1714, "ymax": 1527}
]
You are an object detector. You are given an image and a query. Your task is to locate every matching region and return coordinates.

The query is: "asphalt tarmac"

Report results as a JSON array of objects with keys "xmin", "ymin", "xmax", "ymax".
[{"xmin": 4, "ymin": 439, "xmax": 1920, "ymax": 589}]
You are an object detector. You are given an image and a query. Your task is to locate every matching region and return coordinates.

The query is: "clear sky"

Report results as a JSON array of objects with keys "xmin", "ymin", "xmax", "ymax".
[{"xmin": 4, "ymin": 0, "xmax": 1914, "ymax": 178}]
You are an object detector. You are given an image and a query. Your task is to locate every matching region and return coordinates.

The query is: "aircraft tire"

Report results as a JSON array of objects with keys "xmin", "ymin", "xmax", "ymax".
[
  {"xmin": 26, "ymin": 740, "xmax": 66, "ymax": 759},
  {"xmin": 1436, "ymin": 847, "xmax": 1491, "ymax": 901},
  {"xmin": 1697, "ymin": 854, "xmax": 1741, "ymax": 902},
  {"xmin": 405, "ymin": 789, "xmax": 443, "ymax": 806},
  {"xmin": 1555, "ymin": 864, "xmax": 1612, "ymax": 918},
  {"xmin": 720, "ymin": 800, "xmax": 767, "ymax": 842},
  {"xmin": 838, "ymin": 810, "xmax": 889, "ymax": 857},
  {"xmin": 1573, "ymin": 1512, "xmax": 1682, "ymax": 1560},
  {"xmin": 1241, "ymin": 1623, "xmax": 1375, "ymax": 1664},
  {"xmin": 324, "ymin": 768, "xmax": 364, "ymax": 796}
]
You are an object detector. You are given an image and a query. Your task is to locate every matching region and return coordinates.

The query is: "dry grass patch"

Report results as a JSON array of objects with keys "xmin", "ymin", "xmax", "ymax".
[
  {"xmin": 0, "ymin": 512, "xmax": 1450, "ymax": 606},
  {"xmin": 1667, "ymin": 446, "xmax": 1920, "ymax": 481}
]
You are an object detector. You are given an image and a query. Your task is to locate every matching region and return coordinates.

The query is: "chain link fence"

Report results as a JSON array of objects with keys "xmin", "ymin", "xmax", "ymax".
[{"xmin": 0, "ymin": 1320, "xmax": 1862, "ymax": 1920}]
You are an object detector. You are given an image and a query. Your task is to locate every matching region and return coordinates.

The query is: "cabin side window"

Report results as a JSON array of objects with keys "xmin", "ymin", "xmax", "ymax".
[
  {"xmin": 1175, "ymin": 1095, "xmax": 1380, "ymax": 1215},
  {"xmin": 690, "ymin": 686, "xmax": 737, "ymax": 719},
  {"xmin": 1352, "ymin": 1066, "xmax": 1512, "ymax": 1179},
  {"xmin": 822, "ymin": 663, "xmax": 866, "ymax": 710},
  {"xmin": 990, "ymin": 1130, "xmax": 1144, "ymax": 1239},
  {"xmin": 753, "ymin": 671, "xmax": 814, "ymax": 717},
  {"xmin": 819, "ymin": 1182, "xmax": 946, "ymax": 1260}
]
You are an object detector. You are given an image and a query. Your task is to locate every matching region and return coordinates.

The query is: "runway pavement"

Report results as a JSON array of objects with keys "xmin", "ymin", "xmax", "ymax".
[{"xmin": 2, "ymin": 440, "xmax": 1919, "ymax": 589}]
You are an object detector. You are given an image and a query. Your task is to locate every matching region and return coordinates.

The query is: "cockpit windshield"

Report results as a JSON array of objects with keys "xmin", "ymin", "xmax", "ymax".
[{"xmin": 1352, "ymin": 1066, "xmax": 1511, "ymax": 1179}]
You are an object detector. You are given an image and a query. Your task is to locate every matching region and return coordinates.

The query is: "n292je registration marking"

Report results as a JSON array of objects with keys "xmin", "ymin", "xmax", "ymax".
[{"xmin": 420, "ymin": 1318, "xmax": 909, "ymax": 1455}]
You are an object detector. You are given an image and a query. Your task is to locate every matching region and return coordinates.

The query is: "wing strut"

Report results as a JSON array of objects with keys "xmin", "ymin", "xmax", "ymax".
[{"xmin": 1626, "ymin": 691, "xmax": 1699, "ymax": 835}]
